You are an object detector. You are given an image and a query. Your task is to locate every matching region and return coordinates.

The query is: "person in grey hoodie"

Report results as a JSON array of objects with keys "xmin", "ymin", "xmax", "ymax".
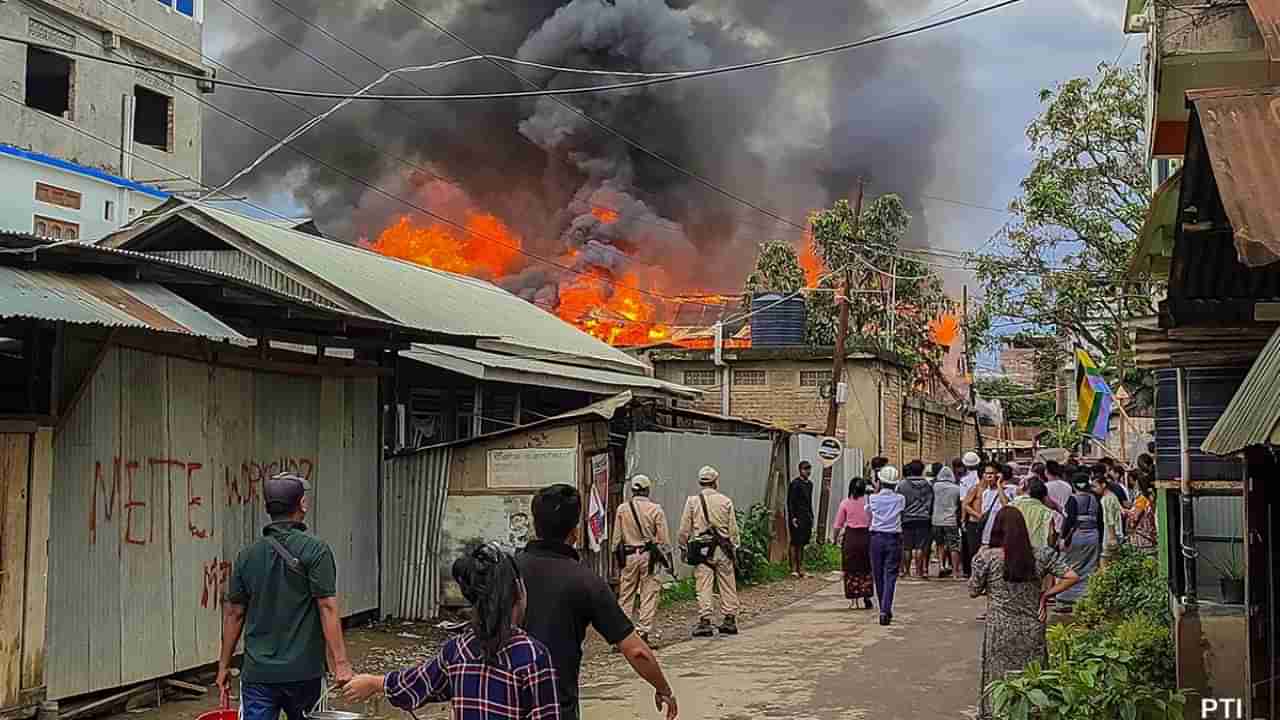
[
  {"xmin": 930, "ymin": 464, "xmax": 964, "ymax": 579},
  {"xmin": 897, "ymin": 460, "xmax": 935, "ymax": 579}
]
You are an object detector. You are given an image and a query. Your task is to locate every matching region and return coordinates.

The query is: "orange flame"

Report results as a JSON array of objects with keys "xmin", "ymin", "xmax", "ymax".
[
  {"xmin": 929, "ymin": 313, "xmax": 960, "ymax": 347},
  {"xmin": 364, "ymin": 212, "xmax": 523, "ymax": 279},
  {"xmin": 556, "ymin": 270, "xmax": 671, "ymax": 346},
  {"xmin": 591, "ymin": 207, "xmax": 620, "ymax": 224},
  {"xmin": 799, "ymin": 233, "xmax": 823, "ymax": 287}
]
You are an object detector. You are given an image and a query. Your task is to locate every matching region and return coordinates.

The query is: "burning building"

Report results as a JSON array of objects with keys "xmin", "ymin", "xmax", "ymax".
[{"xmin": 205, "ymin": 0, "xmax": 973, "ymax": 344}]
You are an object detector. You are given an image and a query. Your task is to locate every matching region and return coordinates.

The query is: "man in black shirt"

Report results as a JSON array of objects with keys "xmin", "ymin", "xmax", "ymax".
[
  {"xmin": 787, "ymin": 461, "xmax": 815, "ymax": 577},
  {"xmin": 518, "ymin": 484, "xmax": 678, "ymax": 720}
]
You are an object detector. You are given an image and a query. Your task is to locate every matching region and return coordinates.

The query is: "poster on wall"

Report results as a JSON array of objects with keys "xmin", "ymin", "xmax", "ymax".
[
  {"xmin": 587, "ymin": 453, "xmax": 609, "ymax": 551},
  {"xmin": 487, "ymin": 447, "xmax": 577, "ymax": 489}
]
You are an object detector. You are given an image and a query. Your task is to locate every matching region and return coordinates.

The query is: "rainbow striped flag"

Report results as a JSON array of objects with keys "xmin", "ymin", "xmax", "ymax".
[{"xmin": 1075, "ymin": 348, "xmax": 1113, "ymax": 439}]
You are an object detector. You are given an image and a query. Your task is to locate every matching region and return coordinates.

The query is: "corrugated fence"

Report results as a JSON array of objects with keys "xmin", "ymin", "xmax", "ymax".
[
  {"xmin": 381, "ymin": 447, "xmax": 452, "ymax": 620},
  {"xmin": 625, "ymin": 431, "xmax": 773, "ymax": 578},
  {"xmin": 46, "ymin": 346, "xmax": 380, "ymax": 700}
]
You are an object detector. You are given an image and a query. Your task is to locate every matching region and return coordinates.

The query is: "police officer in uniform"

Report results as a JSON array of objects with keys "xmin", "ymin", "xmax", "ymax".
[
  {"xmin": 611, "ymin": 474, "xmax": 671, "ymax": 645},
  {"xmin": 679, "ymin": 466, "xmax": 741, "ymax": 638}
]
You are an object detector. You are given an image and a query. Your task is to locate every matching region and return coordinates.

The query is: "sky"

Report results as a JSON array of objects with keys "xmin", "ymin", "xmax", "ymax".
[{"xmin": 200, "ymin": 0, "xmax": 1138, "ymax": 308}]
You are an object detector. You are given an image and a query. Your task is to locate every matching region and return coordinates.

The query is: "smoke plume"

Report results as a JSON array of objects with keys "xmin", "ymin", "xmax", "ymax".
[{"xmin": 204, "ymin": 0, "xmax": 972, "ymax": 301}]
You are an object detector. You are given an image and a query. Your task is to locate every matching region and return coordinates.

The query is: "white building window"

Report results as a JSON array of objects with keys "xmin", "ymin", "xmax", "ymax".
[
  {"xmin": 105, "ymin": 200, "xmax": 116, "ymax": 221},
  {"xmin": 34, "ymin": 215, "xmax": 79, "ymax": 240},
  {"xmin": 800, "ymin": 370, "xmax": 832, "ymax": 387},
  {"xmin": 157, "ymin": 0, "xmax": 200, "ymax": 18},
  {"xmin": 734, "ymin": 369, "xmax": 767, "ymax": 386},
  {"xmin": 35, "ymin": 182, "xmax": 81, "ymax": 210},
  {"xmin": 683, "ymin": 369, "xmax": 718, "ymax": 387}
]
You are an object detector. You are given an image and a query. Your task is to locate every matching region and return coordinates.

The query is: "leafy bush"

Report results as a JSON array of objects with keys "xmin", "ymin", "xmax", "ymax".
[
  {"xmin": 804, "ymin": 542, "xmax": 841, "ymax": 572},
  {"xmin": 735, "ymin": 503, "xmax": 774, "ymax": 584},
  {"xmin": 1103, "ymin": 615, "xmax": 1176, "ymax": 688},
  {"xmin": 659, "ymin": 577, "xmax": 696, "ymax": 608},
  {"xmin": 1074, "ymin": 544, "xmax": 1169, "ymax": 627},
  {"xmin": 989, "ymin": 646, "xmax": 1184, "ymax": 720}
]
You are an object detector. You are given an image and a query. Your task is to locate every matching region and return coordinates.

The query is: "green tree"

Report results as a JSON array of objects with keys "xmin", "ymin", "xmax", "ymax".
[
  {"xmin": 742, "ymin": 240, "xmax": 805, "ymax": 307},
  {"xmin": 969, "ymin": 63, "xmax": 1157, "ymax": 364},
  {"xmin": 806, "ymin": 195, "xmax": 954, "ymax": 374}
]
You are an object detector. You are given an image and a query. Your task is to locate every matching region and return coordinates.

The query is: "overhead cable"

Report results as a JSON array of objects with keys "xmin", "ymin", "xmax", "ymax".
[{"xmin": 0, "ymin": 0, "xmax": 1025, "ymax": 101}]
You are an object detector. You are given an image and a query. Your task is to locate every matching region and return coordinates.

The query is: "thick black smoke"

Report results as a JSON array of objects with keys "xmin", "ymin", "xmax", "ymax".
[{"xmin": 205, "ymin": 0, "xmax": 970, "ymax": 300}]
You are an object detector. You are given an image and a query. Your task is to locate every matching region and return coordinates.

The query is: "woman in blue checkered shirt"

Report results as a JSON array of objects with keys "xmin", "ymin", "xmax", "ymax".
[{"xmin": 343, "ymin": 544, "xmax": 560, "ymax": 719}]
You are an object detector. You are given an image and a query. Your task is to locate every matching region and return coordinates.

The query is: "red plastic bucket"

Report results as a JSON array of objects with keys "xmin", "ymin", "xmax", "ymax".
[{"xmin": 197, "ymin": 703, "xmax": 238, "ymax": 720}]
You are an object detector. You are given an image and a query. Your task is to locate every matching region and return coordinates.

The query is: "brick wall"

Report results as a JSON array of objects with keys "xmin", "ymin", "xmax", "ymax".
[
  {"xmin": 899, "ymin": 397, "xmax": 969, "ymax": 466},
  {"xmin": 655, "ymin": 359, "xmax": 845, "ymax": 432}
]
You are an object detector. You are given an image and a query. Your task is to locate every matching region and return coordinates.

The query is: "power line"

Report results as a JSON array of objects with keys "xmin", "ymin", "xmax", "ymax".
[{"xmin": 0, "ymin": 0, "xmax": 1026, "ymax": 103}]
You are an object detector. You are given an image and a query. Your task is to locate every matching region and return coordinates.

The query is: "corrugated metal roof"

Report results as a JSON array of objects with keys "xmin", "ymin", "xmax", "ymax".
[
  {"xmin": 0, "ymin": 266, "xmax": 247, "ymax": 340},
  {"xmin": 403, "ymin": 344, "xmax": 700, "ymax": 400},
  {"xmin": 1248, "ymin": 0, "xmax": 1280, "ymax": 63},
  {"xmin": 1188, "ymin": 86, "xmax": 1280, "ymax": 267},
  {"xmin": 1202, "ymin": 326, "xmax": 1280, "ymax": 454},
  {"xmin": 110, "ymin": 202, "xmax": 651, "ymax": 375}
]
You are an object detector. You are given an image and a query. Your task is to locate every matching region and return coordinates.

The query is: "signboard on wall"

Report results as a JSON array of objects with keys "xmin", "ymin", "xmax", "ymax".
[{"xmin": 487, "ymin": 447, "xmax": 578, "ymax": 489}]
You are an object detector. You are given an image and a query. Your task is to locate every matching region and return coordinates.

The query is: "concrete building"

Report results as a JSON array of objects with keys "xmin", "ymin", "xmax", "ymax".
[
  {"xmin": 640, "ymin": 346, "xmax": 976, "ymax": 471},
  {"xmin": 0, "ymin": 0, "xmax": 211, "ymax": 237}
]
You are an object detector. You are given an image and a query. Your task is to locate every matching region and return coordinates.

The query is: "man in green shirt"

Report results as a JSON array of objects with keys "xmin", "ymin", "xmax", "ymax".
[
  {"xmin": 1010, "ymin": 478, "xmax": 1060, "ymax": 551},
  {"xmin": 216, "ymin": 473, "xmax": 354, "ymax": 720}
]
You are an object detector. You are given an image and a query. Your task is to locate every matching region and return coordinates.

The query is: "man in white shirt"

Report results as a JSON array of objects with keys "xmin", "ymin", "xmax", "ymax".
[
  {"xmin": 867, "ymin": 466, "xmax": 905, "ymax": 626},
  {"xmin": 957, "ymin": 451, "xmax": 982, "ymax": 578}
]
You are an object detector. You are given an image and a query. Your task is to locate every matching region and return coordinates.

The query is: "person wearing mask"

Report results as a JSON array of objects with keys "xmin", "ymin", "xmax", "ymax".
[
  {"xmin": 787, "ymin": 461, "xmax": 816, "ymax": 578},
  {"xmin": 518, "ymin": 484, "xmax": 678, "ymax": 720},
  {"xmin": 611, "ymin": 475, "xmax": 671, "ymax": 646},
  {"xmin": 679, "ymin": 466, "xmax": 741, "ymax": 638},
  {"xmin": 1055, "ymin": 473, "xmax": 1103, "ymax": 613},
  {"xmin": 931, "ymin": 463, "xmax": 963, "ymax": 580},
  {"xmin": 343, "ymin": 544, "xmax": 560, "ymax": 720},
  {"xmin": 969, "ymin": 508, "xmax": 1080, "ymax": 720},
  {"xmin": 1096, "ymin": 473, "xmax": 1126, "ymax": 567},
  {"xmin": 832, "ymin": 478, "xmax": 874, "ymax": 609},
  {"xmin": 897, "ymin": 460, "xmax": 934, "ymax": 580},
  {"xmin": 1011, "ymin": 479, "xmax": 1059, "ymax": 550},
  {"xmin": 216, "ymin": 473, "xmax": 353, "ymax": 720},
  {"xmin": 1043, "ymin": 461, "xmax": 1073, "ymax": 517},
  {"xmin": 868, "ymin": 465, "xmax": 905, "ymax": 626}
]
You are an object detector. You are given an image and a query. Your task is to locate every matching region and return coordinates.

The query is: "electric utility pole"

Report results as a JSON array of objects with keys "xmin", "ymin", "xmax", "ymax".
[
  {"xmin": 816, "ymin": 178, "xmax": 863, "ymax": 533},
  {"xmin": 964, "ymin": 284, "xmax": 984, "ymax": 455}
]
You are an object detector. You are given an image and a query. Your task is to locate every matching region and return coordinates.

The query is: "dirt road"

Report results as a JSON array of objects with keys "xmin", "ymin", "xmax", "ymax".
[{"xmin": 580, "ymin": 577, "xmax": 984, "ymax": 720}]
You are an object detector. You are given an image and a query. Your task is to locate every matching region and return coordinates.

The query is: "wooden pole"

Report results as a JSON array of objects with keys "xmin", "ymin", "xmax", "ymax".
[{"xmin": 817, "ymin": 179, "xmax": 863, "ymax": 533}]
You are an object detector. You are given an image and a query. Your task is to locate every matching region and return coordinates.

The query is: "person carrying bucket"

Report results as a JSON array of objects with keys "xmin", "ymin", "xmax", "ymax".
[
  {"xmin": 343, "ymin": 543, "xmax": 562, "ymax": 719},
  {"xmin": 216, "ymin": 472, "xmax": 355, "ymax": 720}
]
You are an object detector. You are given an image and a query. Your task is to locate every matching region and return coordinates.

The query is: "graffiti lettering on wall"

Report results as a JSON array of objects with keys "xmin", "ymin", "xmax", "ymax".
[
  {"xmin": 223, "ymin": 458, "xmax": 314, "ymax": 506},
  {"xmin": 90, "ymin": 456, "xmax": 315, "ymax": 548},
  {"xmin": 200, "ymin": 557, "xmax": 233, "ymax": 609}
]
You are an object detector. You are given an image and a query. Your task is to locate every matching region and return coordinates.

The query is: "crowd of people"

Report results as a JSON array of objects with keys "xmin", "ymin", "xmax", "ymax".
[
  {"xmin": 213, "ymin": 452, "xmax": 1158, "ymax": 720},
  {"xmin": 814, "ymin": 450, "xmax": 1158, "ymax": 718}
]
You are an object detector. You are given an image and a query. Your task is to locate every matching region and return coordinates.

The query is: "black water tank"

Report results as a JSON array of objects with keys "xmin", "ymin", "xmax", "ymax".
[
  {"xmin": 750, "ymin": 293, "xmax": 807, "ymax": 346},
  {"xmin": 1154, "ymin": 367, "xmax": 1249, "ymax": 482}
]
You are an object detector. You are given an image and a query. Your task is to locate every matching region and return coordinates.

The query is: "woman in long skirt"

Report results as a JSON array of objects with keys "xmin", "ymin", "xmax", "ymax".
[
  {"xmin": 970, "ymin": 508, "xmax": 1079, "ymax": 719},
  {"xmin": 833, "ymin": 478, "xmax": 874, "ymax": 609},
  {"xmin": 1055, "ymin": 472, "xmax": 1102, "ymax": 611}
]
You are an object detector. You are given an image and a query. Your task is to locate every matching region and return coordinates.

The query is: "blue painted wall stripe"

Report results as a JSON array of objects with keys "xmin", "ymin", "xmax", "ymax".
[{"xmin": 0, "ymin": 144, "xmax": 170, "ymax": 199}]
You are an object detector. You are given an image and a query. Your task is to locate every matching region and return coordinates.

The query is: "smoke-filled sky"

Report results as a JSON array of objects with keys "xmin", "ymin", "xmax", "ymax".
[{"xmin": 201, "ymin": 0, "xmax": 1132, "ymax": 298}]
